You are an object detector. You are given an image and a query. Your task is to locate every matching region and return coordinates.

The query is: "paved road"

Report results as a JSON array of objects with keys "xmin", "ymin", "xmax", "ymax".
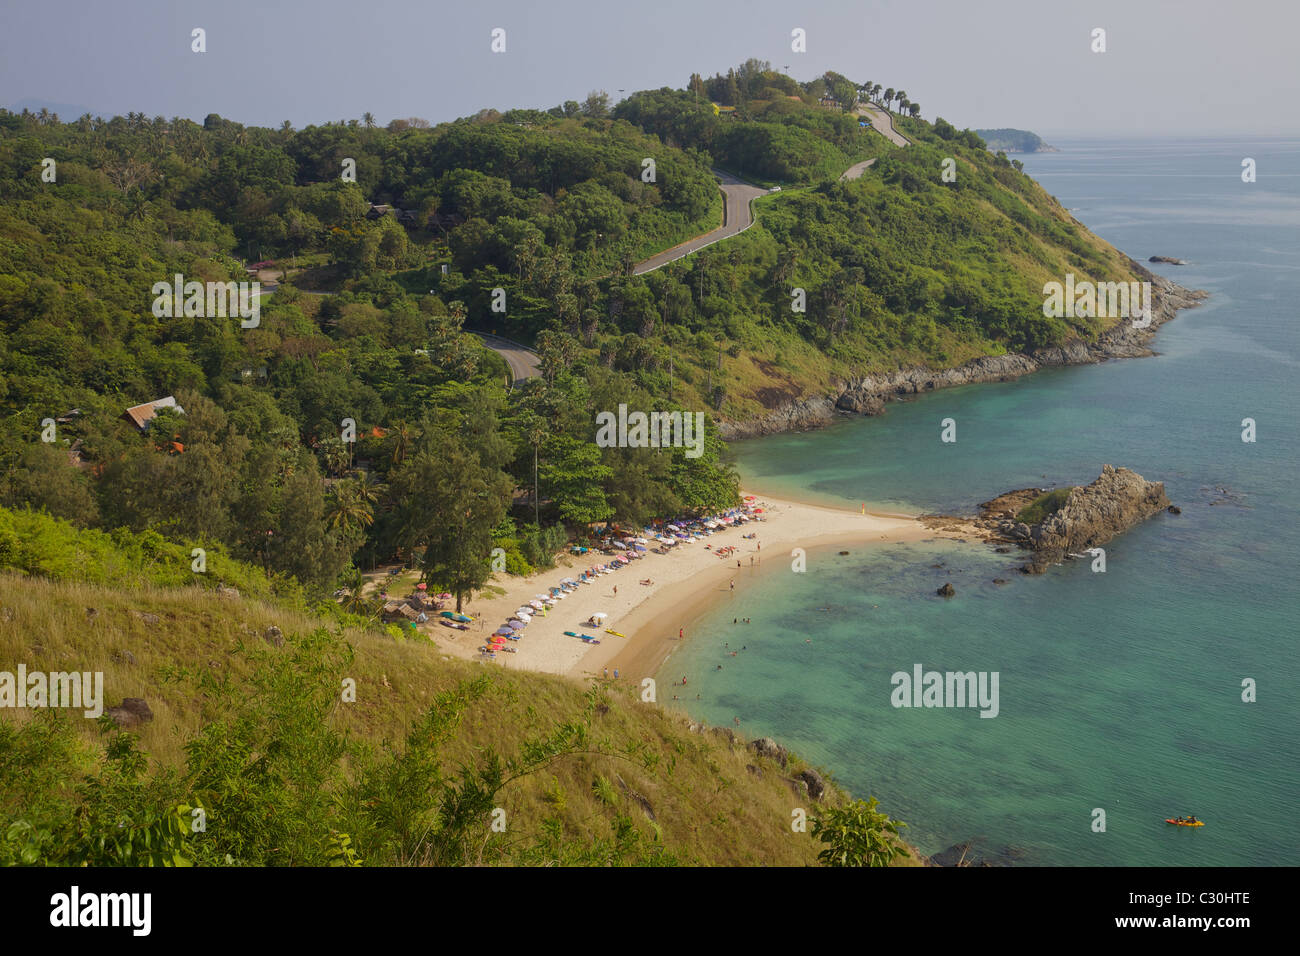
[
  {"xmin": 632, "ymin": 169, "xmax": 767, "ymax": 275},
  {"xmin": 470, "ymin": 331, "xmax": 541, "ymax": 386},
  {"xmin": 855, "ymin": 103, "xmax": 911, "ymax": 147},
  {"xmin": 840, "ymin": 157, "xmax": 878, "ymax": 181}
]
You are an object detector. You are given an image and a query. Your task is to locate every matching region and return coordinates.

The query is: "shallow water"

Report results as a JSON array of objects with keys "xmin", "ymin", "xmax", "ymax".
[{"xmin": 662, "ymin": 137, "xmax": 1300, "ymax": 865}]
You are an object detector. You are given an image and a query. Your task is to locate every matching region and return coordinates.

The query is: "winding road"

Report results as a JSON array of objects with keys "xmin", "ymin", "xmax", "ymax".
[
  {"xmin": 470, "ymin": 330, "xmax": 541, "ymax": 385},
  {"xmin": 632, "ymin": 169, "xmax": 767, "ymax": 275},
  {"xmin": 854, "ymin": 102, "xmax": 912, "ymax": 147},
  {"xmin": 250, "ymin": 118, "xmax": 910, "ymax": 383}
]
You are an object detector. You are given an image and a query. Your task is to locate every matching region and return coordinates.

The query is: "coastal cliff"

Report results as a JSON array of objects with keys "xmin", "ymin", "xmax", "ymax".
[
  {"xmin": 719, "ymin": 268, "xmax": 1207, "ymax": 440},
  {"xmin": 975, "ymin": 465, "xmax": 1173, "ymax": 573}
]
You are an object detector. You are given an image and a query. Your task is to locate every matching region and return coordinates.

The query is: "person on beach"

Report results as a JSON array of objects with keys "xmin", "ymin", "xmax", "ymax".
[
  {"xmin": 603, "ymin": 667, "xmax": 608, "ymax": 679},
  {"xmin": 679, "ymin": 626, "xmax": 684, "ymax": 640},
  {"xmin": 613, "ymin": 585, "xmax": 617, "ymax": 596},
  {"xmin": 729, "ymin": 580, "xmax": 735, "ymax": 591},
  {"xmin": 613, "ymin": 668, "xmax": 619, "ymax": 679}
]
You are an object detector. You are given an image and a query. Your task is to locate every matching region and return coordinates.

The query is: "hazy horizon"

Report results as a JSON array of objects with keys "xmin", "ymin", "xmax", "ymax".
[{"xmin": 3, "ymin": 0, "xmax": 1297, "ymax": 137}]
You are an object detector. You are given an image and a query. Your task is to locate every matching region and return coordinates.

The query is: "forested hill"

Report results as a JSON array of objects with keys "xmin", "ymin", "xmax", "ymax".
[
  {"xmin": 974, "ymin": 128, "xmax": 1058, "ymax": 153},
  {"xmin": 1, "ymin": 62, "xmax": 1145, "ymax": 601}
]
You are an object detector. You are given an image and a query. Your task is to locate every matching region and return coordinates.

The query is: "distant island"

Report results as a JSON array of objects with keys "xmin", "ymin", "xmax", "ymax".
[{"xmin": 975, "ymin": 128, "xmax": 1059, "ymax": 153}]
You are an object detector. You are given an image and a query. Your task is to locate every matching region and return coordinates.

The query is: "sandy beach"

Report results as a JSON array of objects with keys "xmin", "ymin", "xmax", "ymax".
[{"xmin": 426, "ymin": 493, "xmax": 967, "ymax": 682}]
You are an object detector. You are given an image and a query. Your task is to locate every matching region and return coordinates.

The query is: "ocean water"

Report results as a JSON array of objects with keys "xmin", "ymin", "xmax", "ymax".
[{"xmin": 662, "ymin": 138, "xmax": 1300, "ymax": 865}]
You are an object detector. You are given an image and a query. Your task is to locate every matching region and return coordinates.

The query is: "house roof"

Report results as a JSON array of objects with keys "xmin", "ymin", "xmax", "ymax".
[{"xmin": 124, "ymin": 396, "xmax": 182, "ymax": 430}]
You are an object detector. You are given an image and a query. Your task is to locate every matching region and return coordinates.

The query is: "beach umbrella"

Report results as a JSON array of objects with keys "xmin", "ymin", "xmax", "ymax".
[{"xmin": 416, "ymin": 582, "xmax": 427, "ymax": 590}]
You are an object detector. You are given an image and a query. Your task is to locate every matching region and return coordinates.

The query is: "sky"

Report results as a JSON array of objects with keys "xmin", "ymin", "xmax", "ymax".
[{"xmin": 2, "ymin": 0, "xmax": 1297, "ymax": 137}]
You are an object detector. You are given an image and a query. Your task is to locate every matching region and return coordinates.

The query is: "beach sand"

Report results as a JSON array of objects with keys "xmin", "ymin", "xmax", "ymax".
[{"xmin": 430, "ymin": 493, "xmax": 967, "ymax": 682}]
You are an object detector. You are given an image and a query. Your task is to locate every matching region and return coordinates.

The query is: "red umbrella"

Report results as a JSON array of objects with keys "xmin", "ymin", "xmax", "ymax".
[{"xmin": 416, "ymin": 583, "xmax": 428, "ymax": 591}]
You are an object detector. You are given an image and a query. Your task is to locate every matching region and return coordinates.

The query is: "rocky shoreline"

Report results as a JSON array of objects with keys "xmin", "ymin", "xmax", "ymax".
[{"xmin": 718, "ymin": 264, "xmax": 1207, "ymax": 441}]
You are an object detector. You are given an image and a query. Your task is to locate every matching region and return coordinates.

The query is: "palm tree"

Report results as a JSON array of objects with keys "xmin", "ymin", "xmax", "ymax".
[
  {"xmin": 363, "ymin": 112, "xmax": 376, "ymax": 129},
  {"xmin": 326, "ymin": 479, "xmax": 375, "ymax": 535},
  {"xmin": 390, "ymin": 420, "xmax": 412, "ymax": 466},
  {"xmin": 908, "ymin": 102, "xmax": 921, "ymax": 119},
  {"xmin": 525, "ymin": 414, "xmax": 544, "ymax": 526},
  {"xmin": 898, "ymin": 96, "xmax": 910, "ymax": 118},
  {"xmin": 883, "ymin": 89, "xmax": 895, "ymax": 112},
  {"xmin": 895, "ymin": 91, "xmax": 907, "ymax": 114}
]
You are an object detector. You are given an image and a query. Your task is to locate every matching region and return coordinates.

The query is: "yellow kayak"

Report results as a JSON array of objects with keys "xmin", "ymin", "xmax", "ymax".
[
  {"xmin": 1165, "ymin": 818, "xmax": 1205, "ymax": 827},
  {"xmin": 605, "ymin": 628, "xmax": 626, "ymax": 637}
]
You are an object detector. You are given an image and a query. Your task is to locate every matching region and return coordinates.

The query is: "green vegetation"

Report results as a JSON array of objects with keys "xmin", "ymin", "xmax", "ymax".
[
  {"xmin": 974, "ymin": 128, "xmax": 1056, "ymax": 153},
  {"xmin": 0, "ymin": 532, "xmax": 920, "ymax": 866},
  {"xmin": 1016, "ymin": 488, "xmax": 1075, "ymax": 525},
  {"xmin": 0, "ymin": 62, "xmax": 1151, "ymax": 865},
  {"xmin": 811, "ymin": 797, "xmax": 909, "ymax": 867}
]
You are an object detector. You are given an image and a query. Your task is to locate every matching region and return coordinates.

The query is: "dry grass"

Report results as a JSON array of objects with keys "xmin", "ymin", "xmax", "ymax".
[{"xmin": 1, "ymin": 571, "xmax": 921, "ymax": 866}]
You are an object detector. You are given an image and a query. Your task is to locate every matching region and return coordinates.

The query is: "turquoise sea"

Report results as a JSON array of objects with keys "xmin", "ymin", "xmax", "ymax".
[{"xmin": 660, "ymin": 138, "xmax": 1300, "ymax": 865}]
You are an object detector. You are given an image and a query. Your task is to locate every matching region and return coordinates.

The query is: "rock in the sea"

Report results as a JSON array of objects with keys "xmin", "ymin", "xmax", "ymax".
[
  {"xmin": 929, "ymin": 841, "xmax": 1001, "ymax": 867},
  {"xmin": 1167, "ymin": 505, "xmax": 1181, "ymax": 514},
  {"xmin": 105, "ymin": 697, "xmax": 153, "ymax": 729},
  {"xmin": 993, "ymin": 578, "xmax": 1008, "ymax": 586},
  {"xmin": 937, "ymin": 583, "xmax": 956, "ymax": 597},
  {"xmin": 753, "ymin": 737, "xmax": 789, "ymax": 767},
  {"xmin": 1024, "ymin": 465, "xmax": 1171, "ymax": 573},
  {"xmin": 1149, "ymin": 255, "xmax": 1186, "ymax": 265}
]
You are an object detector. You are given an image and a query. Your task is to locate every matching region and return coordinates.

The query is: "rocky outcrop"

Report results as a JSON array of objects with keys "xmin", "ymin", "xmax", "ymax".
[
  {"xmin": 1023, "ymin": 466, "xmax": 1170, "ymax": 571},
  {"xmin": 1149, "ymin": 255, "xmax": 1186, "ymax": 265},
  {"xmin": 936, "ymin": 583, "xmax": 955, "ymax": 597},
  {"xmin": 105, "ymin": 697, "xmax": 154, "ymax": 729},
  {"xmin": 718, "ymin": 271, "xmax": 1206, "ymax": 440},
  {"xmin": 796, "ymin": 768, "xmax": 826, "ymax": 800},
  {"xmin": 976, "ymin": 466, "xmax": 1171, "ymax": 573},
  {"xmin": 753, "ymin": 737, "xmax": 789, "ymax": 767}
]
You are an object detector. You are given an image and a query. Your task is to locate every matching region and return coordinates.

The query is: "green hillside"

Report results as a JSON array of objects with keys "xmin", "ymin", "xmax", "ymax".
[{"xmin": 0, "ymin": 507, "xmax": 917, "ymax": 867}]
